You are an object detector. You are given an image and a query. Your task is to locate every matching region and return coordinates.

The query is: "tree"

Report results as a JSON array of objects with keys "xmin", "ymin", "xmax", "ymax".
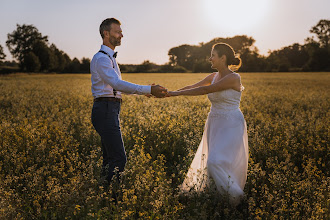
[
  {"xmin": 239, "ymin": 51, "xmax": 268, "ymax": 72},
  {"xmin": 6, "ymin": 24, "xmax": 48, "ymax": 68},
  {"xmin": 310, "ymin": 19, "xmax": 330, "ymax": 48},
  {"xmin": 67, "ymin": 58, "xmax": 81, "ymax": 73},
  {"xmin": 168, "ymin": 44, "xmax": 199, "ymax": 70},
  {"xmin": 303, "ymin": 20, "xmax": 330, "ymax": 71},
  {"xmin": 32, "ymin": 40, "xmax": 57, "ymax": 72},
  {"xmin": 50, "ymin": 44, "xmax": 71, "ymax": 72},
  {"xmin": 168, "ymin": 35, "xmax": 261, "ymax": 72},
  {"xmin": 266, "ymin": 43, "xmax": 309, "ymax": 71},
  {"xmin": 80, "ymin": 57, "xmax": 91, "ymax": 73},
  {"xmin": 303, "ymin": 41, "xmax": 330, "ymax": 71},
  {"xmin": 62, "ymin": 53, "xmax": 72, "ymax": 73},
  {"xmin": 23, "ymin": 52, "xmax": 41, "ymax": 72},
  {"xmin": 135, "ymin": 60, "xmax": 154, "ymax": 72},
  {"xmin": 192, "ymin": 60, "xmax": 212, "ymax": 73},
  {"xmin": 0, "ymin": 44, "xmax": 6, "ymax": 62}
]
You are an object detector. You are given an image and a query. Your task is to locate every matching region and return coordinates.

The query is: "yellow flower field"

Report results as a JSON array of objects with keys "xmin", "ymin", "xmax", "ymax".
[{"xmin": 0, "ymin": 72, "xmax": 329, "ymax": 219}]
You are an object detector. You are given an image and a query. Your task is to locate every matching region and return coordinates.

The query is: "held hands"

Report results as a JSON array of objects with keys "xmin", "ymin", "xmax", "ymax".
[
  {"xmin": 151, "ymin": 84, "xmax": 168, "ymax": 98},
  {"xmin": 145, "ymin": 83, "xmax": 181, "ymax": 98}
]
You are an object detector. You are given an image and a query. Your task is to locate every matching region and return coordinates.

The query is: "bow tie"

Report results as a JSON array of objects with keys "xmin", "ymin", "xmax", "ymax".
[{"xmin": 113, "ymin": 52, "xmax": 118, "ymax": 58}]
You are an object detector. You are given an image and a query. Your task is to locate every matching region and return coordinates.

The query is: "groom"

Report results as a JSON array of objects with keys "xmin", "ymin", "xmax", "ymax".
[{"xmin": 91, "ymin": 18, "xmax": 167, "ymax": 184}]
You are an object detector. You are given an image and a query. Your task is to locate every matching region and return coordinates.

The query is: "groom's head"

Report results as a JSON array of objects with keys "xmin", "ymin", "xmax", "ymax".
[{"xmin": 100, "ymin": 18, "xmax": 123, "ymax": 48}]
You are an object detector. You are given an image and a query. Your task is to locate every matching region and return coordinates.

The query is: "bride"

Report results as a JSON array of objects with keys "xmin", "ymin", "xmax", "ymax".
[{"xmin": 168, "ymin": 43, "xmax": 249, "ymax": 205}]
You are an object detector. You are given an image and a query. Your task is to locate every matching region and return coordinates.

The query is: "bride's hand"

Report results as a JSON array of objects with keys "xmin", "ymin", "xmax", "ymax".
[{"xmin": 166, "ymin": 91, "xmax": 180, "ymax": 97}]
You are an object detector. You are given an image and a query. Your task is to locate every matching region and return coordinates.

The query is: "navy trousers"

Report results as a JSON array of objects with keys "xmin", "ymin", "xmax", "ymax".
[{"xmin": 91, "ymin": 100, "xmax": 127, "ymax": 183}]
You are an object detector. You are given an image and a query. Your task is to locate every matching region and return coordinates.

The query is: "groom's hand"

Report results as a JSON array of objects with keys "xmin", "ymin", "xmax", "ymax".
[
  {"xmin": 151, "ymin": 85, "xmax": 167, "ymax": 98},
  {"xmin": 145, "ymin": 83, "xmax": 156, "ymax": 98}
]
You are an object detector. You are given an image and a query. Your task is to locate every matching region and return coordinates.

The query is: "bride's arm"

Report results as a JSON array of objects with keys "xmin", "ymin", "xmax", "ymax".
[
  {"xmin": 170, "ymin": 74, "xmax": 239, "ymax": 96},
  {"xmin": 176, "ymin": 73, "xmax": 216, "ymax": 91}
]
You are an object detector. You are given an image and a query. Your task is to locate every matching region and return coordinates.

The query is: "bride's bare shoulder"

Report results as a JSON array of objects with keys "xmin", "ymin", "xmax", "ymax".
[
  {"xmin": 231, "ymin": 72, "xmax": 241, "ymax": 80},
  {"xmin": 208, "ymin": 72, "xmax": 218, "ymax": 79},
  {"xmin": 232, "ymin": 72, "xmax": 240, "ymax": 77},
  {"xmin": 203, "ymin": 72, "xmax": 217, "ymax": 81},
  {"xmin": 232, "ymin": 72, "xmax": 244, "ymax": 90}
]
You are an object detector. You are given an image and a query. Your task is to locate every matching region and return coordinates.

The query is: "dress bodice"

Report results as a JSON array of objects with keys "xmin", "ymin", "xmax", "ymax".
[
  {"xmin": 207, "ymin": 73, "xmax": 245, "ymax": 122},
  {"xmin": 207, "ymin": 72, "xmax": 242, "ymax": 112},
  {"xmin": 208, "ymin": 89, "xmax": 241, "ymax": 111}
]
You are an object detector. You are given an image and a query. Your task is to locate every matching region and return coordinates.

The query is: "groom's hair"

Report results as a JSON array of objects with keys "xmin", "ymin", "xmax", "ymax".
[{"xmin": 99, "ymin": 18, "xmax": 121, "ymax": 38}]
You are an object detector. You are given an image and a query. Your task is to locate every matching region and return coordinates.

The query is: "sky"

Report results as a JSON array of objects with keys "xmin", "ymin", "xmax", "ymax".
[{"xmin": 0, "ymin": 0, "xmax": 329, "ymax": 65}]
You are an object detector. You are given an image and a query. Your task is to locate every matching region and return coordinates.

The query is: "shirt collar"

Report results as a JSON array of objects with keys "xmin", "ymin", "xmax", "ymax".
[{"xmin": 100, "ymin": 45, "xmax": 116, "ymax": 57}]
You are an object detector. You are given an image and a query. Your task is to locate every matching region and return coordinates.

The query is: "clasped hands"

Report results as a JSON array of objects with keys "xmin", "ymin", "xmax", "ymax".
[{"xmin": 148, "ymin": 84, "xmax": 179, "ymax": 98}]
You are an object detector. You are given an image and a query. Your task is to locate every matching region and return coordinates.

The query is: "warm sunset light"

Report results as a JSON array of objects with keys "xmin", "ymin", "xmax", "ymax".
[
  {"xmin": 0, "ymin": 0, "xmax": 329, "ymax": 219},
  {"xmin": 202, "ymin": 0, "xmax": 271, "ymax": 32},
  {"xmin": 0, "ymin": 0, "xmax": 329, "ymax": 64}
]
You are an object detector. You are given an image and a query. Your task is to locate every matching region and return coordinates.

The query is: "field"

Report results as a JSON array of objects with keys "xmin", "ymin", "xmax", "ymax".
[{"xmin": 0, "ymin": 72, "xmax": 329, "ymax": 219}]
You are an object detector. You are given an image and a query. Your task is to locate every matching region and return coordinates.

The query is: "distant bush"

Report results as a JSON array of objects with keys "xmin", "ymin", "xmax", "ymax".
[{"xmin": 159, "ymin": 64, "xmax": 188, "ymax": 73}]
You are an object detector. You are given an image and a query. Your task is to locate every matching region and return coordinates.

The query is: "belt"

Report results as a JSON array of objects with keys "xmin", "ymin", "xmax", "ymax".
[{"xmin": 94, "ymin": 97, "xmax": 122, "ymax": 103}]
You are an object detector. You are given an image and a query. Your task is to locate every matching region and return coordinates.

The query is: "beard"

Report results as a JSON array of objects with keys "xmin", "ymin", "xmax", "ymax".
[{"xmin": 110, "ymin": 37, "xmax": 121, "ymax": 47}]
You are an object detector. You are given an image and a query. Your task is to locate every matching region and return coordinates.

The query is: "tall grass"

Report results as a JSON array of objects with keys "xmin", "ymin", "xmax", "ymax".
[{"xmin": 0, "ymin": 72, "xmax": 329, "ymax": 219}]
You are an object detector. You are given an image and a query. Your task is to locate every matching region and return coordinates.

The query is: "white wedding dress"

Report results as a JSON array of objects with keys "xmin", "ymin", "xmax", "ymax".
[{"xmin": 181, "ymin": 72, "xmax": 249, "ymax": 204}]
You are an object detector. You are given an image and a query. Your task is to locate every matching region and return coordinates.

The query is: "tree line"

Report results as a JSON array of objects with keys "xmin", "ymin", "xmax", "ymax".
[
  {"xmin": 0, "ymin": 19, "xmax": 329, "ymax": 74},
  {"xmin": 0, "ymin": 24, "xmax": 90, "ymax": 74},
  {"xmin": 164, "ymin": 19, "xmax": 330, "ymax": 72}
]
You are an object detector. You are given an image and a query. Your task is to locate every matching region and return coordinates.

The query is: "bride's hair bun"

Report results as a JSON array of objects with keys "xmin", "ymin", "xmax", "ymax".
[
  {"xmin": 231, "ymin": 55, "xmax": 241, "ymax": 66},
  {"xmin": 227, "ymin": 54, "xmax": 242, "ymax": 71}
]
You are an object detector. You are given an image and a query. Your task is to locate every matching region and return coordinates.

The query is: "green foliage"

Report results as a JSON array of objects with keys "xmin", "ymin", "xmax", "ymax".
[
  {"xmin": 4, "ymin": 24, "xmax": 90, "ymax": 74},
  {"xmin": 23, "ymin": 52, "xmax": 41, "ymax": 72},
  {"xmin": 66, "ymin": 58, "xmax": 81, "ymax": 73},
  {"xmin": 135, "ymin": 60, "xmax": 154, "ymax": 73},
  {"xmin": 0, "ymin": 44, "xmax": 6, "ymax": 61},
  {"xmin": 168, "ymin": 36, "xmax": 257, "ymax": 72},
  {"xmin": 0, "ymin": 73, "xmax": 329, "ymax": 219},
  {"xmin": 31, "ymin": 41, "xmax": 57, "ymax": 71},
  {"xmin": 6, "ymin": 24, "xmax": 48, "ymax": 65},
  {"xmin": 266, "ymin": 43, "xmax": 309, "ymax": 72},
  {"xmin": 167, "ymin": 20, "xmax": 330, "ymax": 72},
  {"xmin": 50, "ymin": 44, "xmax": 71, "ymax": 73},
  {"xmin": 80, "ymin": 58, "xmax": 91, "ymax": 73},
  {"xmin": 32, "ymin": 41, "xmax": 57, "ymax": 72},
  {"xmin": 160, "ymin": 64, "xmax": 188, "ymax": 73},
  {"xmin": 310, "ymin": 19, "xmax": 330, "ymax": 48},
  {"xmin": 4, "ymin": 19, "xmax": 329, "ymax": 74},
  {"xmin": 0, "ymin": 60, "xmax": 19, "ymax": 74},
  {"xmin": 120, "ymin": 63, "xmax": 189, "ymax": 73}
]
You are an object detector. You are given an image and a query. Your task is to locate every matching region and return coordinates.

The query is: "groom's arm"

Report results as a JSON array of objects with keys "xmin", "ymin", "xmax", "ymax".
[
  {"xmin": 96, "ymin": 56, "xmax": 167, "ymax": 97},
  {"xmin": 120, "ymin": 84, "xmax": 167, "ymax": 98},
  {"xmin": 96, "ymin": 56, "xmax": 151, "ymax": 95}
]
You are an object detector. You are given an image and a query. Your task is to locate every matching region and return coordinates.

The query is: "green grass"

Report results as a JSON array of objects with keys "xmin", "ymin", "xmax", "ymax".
[{"xmin": 0, "ymin": 72, "xmax": 329, "ymax": 219}]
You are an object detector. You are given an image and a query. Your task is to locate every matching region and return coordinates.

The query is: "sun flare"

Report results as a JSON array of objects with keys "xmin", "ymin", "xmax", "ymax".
[{"xmin": 203, "ymin": 0, "xmax": 271, "ymax": 33}]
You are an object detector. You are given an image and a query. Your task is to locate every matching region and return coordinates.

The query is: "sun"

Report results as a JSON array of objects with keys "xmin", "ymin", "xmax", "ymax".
[{"xmin": 203, "ymin": 0, "xmax": 271, "ymax": 33}]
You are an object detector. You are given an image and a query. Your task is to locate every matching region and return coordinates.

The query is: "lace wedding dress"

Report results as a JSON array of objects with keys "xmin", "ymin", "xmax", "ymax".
[{"xmin": 181, "ymin": 72, "xmax": 249, "ymax": 204}]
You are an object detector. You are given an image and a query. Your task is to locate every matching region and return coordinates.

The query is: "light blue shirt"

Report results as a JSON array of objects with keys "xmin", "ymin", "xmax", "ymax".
[{"xmin": 90, "ymin": 45, "xmax": 151, "ymax": 98}]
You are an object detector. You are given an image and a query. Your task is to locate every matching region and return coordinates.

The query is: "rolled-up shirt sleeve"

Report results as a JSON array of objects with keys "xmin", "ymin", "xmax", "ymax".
[{"xmin": 96, "ymin": 56, "xmax": 151, "ymax": 94}]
